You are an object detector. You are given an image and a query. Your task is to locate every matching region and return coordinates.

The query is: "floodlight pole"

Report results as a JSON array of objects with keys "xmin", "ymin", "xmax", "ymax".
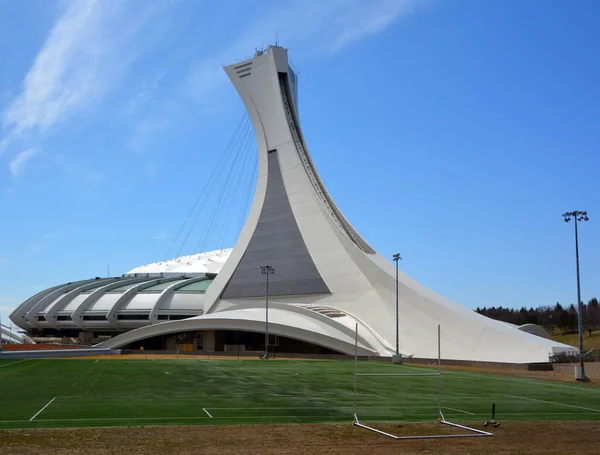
[
  {"xmin": 562, "ymin": 210, "xmax": 590, "ymax": 382},
  {"xmin": 392, "ymin": 254, "xmax": 402, "ymax": 356},
  {"xmin": 259, "ymin": 265, "xmax": 275, "ymax": 359}
]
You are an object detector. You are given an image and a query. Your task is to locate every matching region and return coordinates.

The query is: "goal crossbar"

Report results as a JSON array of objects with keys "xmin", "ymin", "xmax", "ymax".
[{"xmin": 352, "ymin": 324, "xmax": 493, "ymax": 440}]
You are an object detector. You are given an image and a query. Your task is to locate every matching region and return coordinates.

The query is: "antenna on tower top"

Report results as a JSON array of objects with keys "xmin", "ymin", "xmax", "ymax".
[{"xmin": 275, "ymin": 31, "xmax": 278, "ymax": 46}]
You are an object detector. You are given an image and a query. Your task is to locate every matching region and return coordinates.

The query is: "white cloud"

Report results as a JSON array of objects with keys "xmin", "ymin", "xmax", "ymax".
[
  {"xmin": 1, "ymin": 1, "xmax": 112, "ymax": 144},
  {"xmin": 185, "ymin": 0, "xmax": 425, "ymax": 104},
  {"xmin": 125, "ymin": 73, "xmax": 165, "ymax": 115},
  {"xmin": 152, "ymin": 229, "xmax": 169, "ymax": 240},
  {"xmin": 329, "ymin": 0, "xmax": 421, "ymax": 52},
  {"xmin": 9, "ymin": 149, "xmax": 38, "ymax": 178},
  {"xmin": 0, "ymin": 0, "xmax": 171, "ymax": 175},
  {"xmin": 51, "ymin": 154, "xmax": 105, "ymax": 186},
  {"xmin": 0, "ymin": 298, "xmax": 20, "ymax": 311},
  {"xmin": 0, "ymin": 298, "xmax": 19, "ymax": 326},
  {"xmin": 25, "ymin": 231, "xmax": 57, "ymax": 255}
]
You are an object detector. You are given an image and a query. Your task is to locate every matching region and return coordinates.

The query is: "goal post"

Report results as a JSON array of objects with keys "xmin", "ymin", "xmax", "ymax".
[{"xmin": 352, "ymin": 323, "xmax": 493, "ymax": 439}]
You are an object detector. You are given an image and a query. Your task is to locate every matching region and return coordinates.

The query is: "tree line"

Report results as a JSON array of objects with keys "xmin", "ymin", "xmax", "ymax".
[{"xmin": 476, "ymin": 297, "xmax": 600, "ymax": 336}]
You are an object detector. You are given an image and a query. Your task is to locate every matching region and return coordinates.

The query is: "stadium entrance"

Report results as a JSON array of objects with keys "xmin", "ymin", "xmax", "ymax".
[{"xmin": 122, "ymin": 329, "xmax": 343, "ymax": 356}]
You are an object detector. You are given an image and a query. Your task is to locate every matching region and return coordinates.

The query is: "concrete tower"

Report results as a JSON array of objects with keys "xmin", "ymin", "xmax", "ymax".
[{"xmin": 95, "ymin": 46, "xmax": 574, "ymax": 362}]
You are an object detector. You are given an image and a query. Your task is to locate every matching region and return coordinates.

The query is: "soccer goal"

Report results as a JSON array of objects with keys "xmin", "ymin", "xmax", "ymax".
[{"xmin": 352, "ymin": 324, "xmax": 494, "ymax": 439}]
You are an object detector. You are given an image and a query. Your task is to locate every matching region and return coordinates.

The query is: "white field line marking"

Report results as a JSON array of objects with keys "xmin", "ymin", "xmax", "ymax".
[
  {"xmin": 29, "ymin": 397, "xmax": 57, "ymax": 421},
  {"xmin": 205, "ymin": 406, "xmax": 332, "ymax": 410},
  {"xmin": 442, "ymin": 406, "xmax": 474, "ymax": 415},
  {"xmin": 505, "ymin": 394, "xmax": 600, "ymax": 413},
  {"xmin": 0, "ymin": 359, "xmax": 28, "ymax": 368},
  {"xmin": 202, "ymin": 408, "xmax": 213, "ymax": 418}
]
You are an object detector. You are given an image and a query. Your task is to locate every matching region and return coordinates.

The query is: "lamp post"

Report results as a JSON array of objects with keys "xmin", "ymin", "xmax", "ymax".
[
  {"xmin": 259, "ymin": 265, "xmax": 275, "ymax": 359},
  {"xmin": 392, "ymin": 253, "xmax": 402, "ymax": 363},
  {"xmin": 562, "ymin": 210, "xmax": 590, "ymax": 382}
]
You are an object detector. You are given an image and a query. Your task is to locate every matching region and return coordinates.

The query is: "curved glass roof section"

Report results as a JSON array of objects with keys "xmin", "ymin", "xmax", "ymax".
[
  {"xmin": 176, "ymin": 280, "xmax": 213, "ymax": 292},
  {"xmin": 141, "ymin": 279, "xmax": 189, "ymax": 292},
  {"xmin": 110, "ymin": 280, "xmax": 156, "ymax": 292},
  {"xmin": 79, "ymin": 279, "xmax": 122, "ymax": 294}
]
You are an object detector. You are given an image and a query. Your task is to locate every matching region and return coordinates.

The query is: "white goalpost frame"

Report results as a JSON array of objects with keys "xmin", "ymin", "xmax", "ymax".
[{"xmin": 352, "ymin": 324, "xmax": 494, "ymax": 439}]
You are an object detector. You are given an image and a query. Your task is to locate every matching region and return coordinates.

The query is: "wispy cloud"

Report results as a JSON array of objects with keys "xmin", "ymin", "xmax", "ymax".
[
  {"xmin": 0, "ymin": 298, "xmax": 20, "ymax": 322},
  {"xmin": 1, "ymin": 1, "xmax": 114, "ymax": 147},
  {"xmin": 186, "ymin": 0, "xmax": 425, "ymax": 104},
  {"xmin": 152, "ymin": 229, "xmax": 170, "ymax": 240},
  {"xmin": 329, "ymin": 0, "xmax": 422, "ymax": 52},
  {"xmin": 25, "ymin": 231, "xmax": 57, "ymax": 255},
  {"xmin": 9, "ymin": 149, "xmax": 38, "ymax": 178},
  {"xmin": 125, "ymin": 73, "xmax": 165, "ymax": 115},
  {"xmin": 0, "ymin": 0, "xmax": 171, "ymax": 175},
  {"xmin": 0, "ymin": 298, "xmax": 17, "ymax": 310},
  {"xmin": 51, "ymin": 154, "xmax": 105, "ymax": 186}
]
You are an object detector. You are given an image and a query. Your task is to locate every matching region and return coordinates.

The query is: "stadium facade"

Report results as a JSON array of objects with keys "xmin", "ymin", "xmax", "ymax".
[{"xmin": 9, "ymin": 46, "xmax": 575, "ymax": 362}]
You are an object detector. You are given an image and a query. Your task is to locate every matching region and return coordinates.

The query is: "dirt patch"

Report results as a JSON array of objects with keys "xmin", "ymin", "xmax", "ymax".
[{"xmin": 1, "ymin": 421, "xmax": 599, "ymax": 455}]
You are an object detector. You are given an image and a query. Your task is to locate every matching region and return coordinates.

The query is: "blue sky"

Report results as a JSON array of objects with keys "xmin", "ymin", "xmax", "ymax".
[{"xmin": 1, "ymin": 0, "xmax": 599, "ymax": 325}]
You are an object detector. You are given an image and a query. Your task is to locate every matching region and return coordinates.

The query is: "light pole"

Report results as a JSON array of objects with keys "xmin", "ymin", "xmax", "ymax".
[
  {"xmin": 562, "ymin": 210, "xmax": 590, "ymax": 382},
  {"xmin": 259, "ymin": 265, "xmax": 275, "ymax": 359},
  {"xmin": 392, "ymin": 253, "xmax": 402, "ymax": 363}
]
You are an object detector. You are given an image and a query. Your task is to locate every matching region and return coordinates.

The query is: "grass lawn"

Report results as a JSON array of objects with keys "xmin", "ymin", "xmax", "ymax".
[
  {"xmin": 0, "ymin": 358, "xmax": 599, "ymax": 430},
  {"xmin": 549, "ymin": 330, "xmax": 600, "ymax": 350}
]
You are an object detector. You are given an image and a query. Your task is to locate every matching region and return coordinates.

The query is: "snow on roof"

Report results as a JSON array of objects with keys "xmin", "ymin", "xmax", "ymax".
[{"xmin": 125, "ymin": 249, "xmax": 232, "ymax": 276}]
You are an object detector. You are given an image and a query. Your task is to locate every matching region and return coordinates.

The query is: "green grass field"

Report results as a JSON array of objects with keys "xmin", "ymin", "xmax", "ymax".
[
  {"xmin": 0, "ymin": 358, "xmax": 598, "ymax": 430},
  {"xmin": 550, "ymin": 330, "xmax": 600, "ymax": 350}
]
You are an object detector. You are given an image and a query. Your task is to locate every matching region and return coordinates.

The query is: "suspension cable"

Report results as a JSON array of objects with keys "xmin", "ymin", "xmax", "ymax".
[
  {"xmin": 183, "ymin": 116, "xmax": 252, "ymax": 256},
  {"xmin": 235, "ymin": 150, "xmax": 258, "ymax": 236},
  {"xmin": 164, "ymin": 113, "xmax": 248, "ymax": 259},
  {"xmin": 213, "ymin": 128, "xmax": 256, "ymax": 249},
  {"xmin": 195, "ymin": 118, "xmax": 254, "ymax": 252}
]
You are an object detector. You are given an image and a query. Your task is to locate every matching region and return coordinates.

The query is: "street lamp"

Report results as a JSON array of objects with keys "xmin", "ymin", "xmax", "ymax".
[
  {"xmin": 259, "ymin": 265, "xmax": 275, "ymax": 359},
  {"xmin": 392, "ymin": 253, "xmax": 402, "ymax": 363},
  {"xmin": 562, "ymin": 210, "xmax": 590, "ymax": 382}
]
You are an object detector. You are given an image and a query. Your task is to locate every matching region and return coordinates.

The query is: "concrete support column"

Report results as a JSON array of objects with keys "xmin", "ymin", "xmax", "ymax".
[
  {"xmin": 166, "ymin": 337, "xmax": 176, "ymax": 350},
  {"xmin": 79, "ymin": 331, "xmax": 93, "ymax": 344},
  {"xmin": 204, "ymin": 330, "xmax": 216, "ymax": 352}
]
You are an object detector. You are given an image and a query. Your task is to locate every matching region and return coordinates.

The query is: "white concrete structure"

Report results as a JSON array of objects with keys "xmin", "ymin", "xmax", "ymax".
[
  {"xmin": 8, "ymin": 250, "xmax": 230, "ymax": 334},
  {"xmin": 1, "ymin": 323, "xmax": 33, "ymax": 345},
  {"xmin": 99, "ymin": 46, "xmax": 573, "ymax": 362},
  {"xmin": 11, "ymin": 46, "xmax": 575, "ymax": 362}
]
